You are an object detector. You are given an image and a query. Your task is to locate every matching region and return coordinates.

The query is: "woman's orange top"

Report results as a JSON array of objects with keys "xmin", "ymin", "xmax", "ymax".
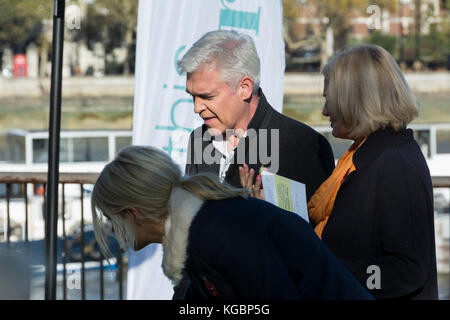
[{"xmin": 308, "ymin": 138, "xmax": 366, "ymax": 238}]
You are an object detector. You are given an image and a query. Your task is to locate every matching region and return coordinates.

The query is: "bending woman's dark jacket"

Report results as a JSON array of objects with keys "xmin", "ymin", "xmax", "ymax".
[
  {"xmin": 322, "ymin": 128, "xmax": 438, "ymax": 299},
  {"xmin": 164, "ymin": 188, "xmax": 372, "ymax": 300}
]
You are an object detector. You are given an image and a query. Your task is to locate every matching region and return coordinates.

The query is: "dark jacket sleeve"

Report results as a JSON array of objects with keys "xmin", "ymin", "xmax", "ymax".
[
  {"xmin": 317, "ymin": 133, "xmax": 335, "ymax": 177},
  {"xmin": 297, "ymin": 130, "xmax": 335, "ymax": 201},
  {"xmin": 338, "ymin": 151, "xmax": 433, "ymax": 299},
  {"xmin": 185, "ymin": 130, "xmax": 197, "ymax": 176},
  {"xmin": 271, "ymin": 112, "xmax": 335, "ymax": 200}
]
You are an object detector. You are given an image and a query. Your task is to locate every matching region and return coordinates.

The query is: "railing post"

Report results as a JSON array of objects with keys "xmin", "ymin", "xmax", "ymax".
[
  {"xmin": 24, "ymin": 183, "xmax": 29, "ymax": 244},
  {"xmin": 62, "ymin": 183, "xmax": 67, "ymax": 300},
  {"xmin": 45, "ymin": 0, "xmax": 65, "ymax": 300},
  {"xmin": 117, "ymin": 249, "xmax": 123, "ymax": 300},
  {"xmin": 80, "ymin": 184, "xmax": 86, "ymax": 300},
  {"xmin": 6, "ymin": 184, "xmax": 11, "ymax": 244}
]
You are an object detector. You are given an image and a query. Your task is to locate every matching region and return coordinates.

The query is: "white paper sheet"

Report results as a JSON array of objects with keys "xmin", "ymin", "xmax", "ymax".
[{"xmin": 261, "ymin": 171, "xmax": 309, "ymax": 222}]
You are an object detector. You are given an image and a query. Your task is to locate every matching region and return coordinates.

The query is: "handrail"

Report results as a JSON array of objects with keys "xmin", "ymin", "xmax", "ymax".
[
  {"xmin": 0, "ymin": 172, "xmax": 449, "ymax": 187},
  {"xmin": 0, "ymin": 172, "xmax": 448, "ymax": 299},
  {"xmin": 0, "ymin": 172, "xmax": 123, "ymax": 300},
  {"xmin": 432, "ymin": 176, "xmax": 450, "ymax": 188},
  {"xmin": 0, "ymin": 172, "xmax": 98, "ymax": 184}
]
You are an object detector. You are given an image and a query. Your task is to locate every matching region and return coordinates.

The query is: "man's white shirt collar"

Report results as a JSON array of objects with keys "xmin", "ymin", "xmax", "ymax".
[{"xmin": 212, "ymin": 131, "xmax": 247, "ymax": 181}]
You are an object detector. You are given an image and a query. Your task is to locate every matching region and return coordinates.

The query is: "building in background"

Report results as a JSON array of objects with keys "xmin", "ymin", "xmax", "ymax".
[
  {"xmin": 0, "ymin": 0, "xmax": 137, "ymax": 79},
  {"xmin": 284, "ymin": 0, "xmax": 449, "ymax": 71}
]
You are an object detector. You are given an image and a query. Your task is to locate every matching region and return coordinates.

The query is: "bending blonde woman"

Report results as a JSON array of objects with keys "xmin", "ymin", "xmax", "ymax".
[{"xmin": 91, "ymin": 145, "xmax": 372, "ymax": 300}]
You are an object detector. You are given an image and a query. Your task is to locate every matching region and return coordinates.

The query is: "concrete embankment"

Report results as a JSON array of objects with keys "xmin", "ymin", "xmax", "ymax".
[
  {"xmin": 283, "ymin": 72, "xmax": 450, "ymax": 95},
  {"xmin": 0, "ymin": 72, "xmax": 449, "ymax": 98}
]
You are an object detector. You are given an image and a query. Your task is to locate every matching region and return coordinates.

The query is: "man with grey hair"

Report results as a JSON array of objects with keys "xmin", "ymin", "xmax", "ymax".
[{"xmin": 179, "ymin": 30, "xmax": 334, "ymax": 202}]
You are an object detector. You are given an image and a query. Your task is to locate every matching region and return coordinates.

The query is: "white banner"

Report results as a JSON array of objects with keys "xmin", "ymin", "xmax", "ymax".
[{"xmin": 129, "ymin": 0, "xmax": 285, "ymax": 299}]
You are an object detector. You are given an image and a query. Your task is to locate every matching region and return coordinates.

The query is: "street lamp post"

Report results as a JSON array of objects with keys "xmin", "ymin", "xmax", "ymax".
[{"xmin": 45, "ymin": 0, "xmax": 65, "ymax": 300}]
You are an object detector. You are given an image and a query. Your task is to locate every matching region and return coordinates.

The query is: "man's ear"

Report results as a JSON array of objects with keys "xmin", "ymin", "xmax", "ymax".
[{"xmin": 237, "ymin": 76, "xmax": 254, "ymax": 101}]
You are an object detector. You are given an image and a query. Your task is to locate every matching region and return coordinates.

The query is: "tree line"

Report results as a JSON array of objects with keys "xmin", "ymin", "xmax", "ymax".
[{"xmin": 0, "ymin": 0, "xmax": 448, "ymax": 75}]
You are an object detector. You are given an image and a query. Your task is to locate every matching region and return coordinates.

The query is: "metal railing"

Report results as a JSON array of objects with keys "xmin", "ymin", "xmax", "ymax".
[
  {"xmin": 0, "ymin": 172, "xmax": 126, "ymax": 300},
  {"xmin": 1, "ymin": 173, "xmax": 449, "ymax": 300},
  {"xmin": 432, "ymin": 176, "xmax": 450, "ymax": 188}
]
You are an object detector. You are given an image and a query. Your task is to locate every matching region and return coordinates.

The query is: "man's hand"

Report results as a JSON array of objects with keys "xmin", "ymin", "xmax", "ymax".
[{"xmin": 239, "ymin": 163, "xmax": 265, "ymax": 200}]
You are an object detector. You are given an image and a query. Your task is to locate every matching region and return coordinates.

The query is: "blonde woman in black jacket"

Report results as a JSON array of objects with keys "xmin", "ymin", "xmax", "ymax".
[{"xmin": 308, "ymin": 45, "xmax": 438, "ymax": 299}]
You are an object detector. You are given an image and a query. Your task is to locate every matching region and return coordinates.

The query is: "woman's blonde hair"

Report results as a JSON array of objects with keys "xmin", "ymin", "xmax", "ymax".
[
  {"xmin": 322, "ymin": 44, "xmax": 418, "ymax": 138},
  {"xmin": 91, "ymin": 145, "xmax": 248, "ymax": 258}
]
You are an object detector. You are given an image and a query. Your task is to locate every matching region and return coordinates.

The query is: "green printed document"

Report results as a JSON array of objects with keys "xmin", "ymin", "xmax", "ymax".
[{"xmin": 261, "ymin": 171, "xmax": 309, "ymax": 223}]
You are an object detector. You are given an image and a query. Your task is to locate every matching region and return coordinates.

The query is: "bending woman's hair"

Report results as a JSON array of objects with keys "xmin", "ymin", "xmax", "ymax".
[{"xmin": 91, "ymin": 145, "xmax": 248, "ymax": 258}]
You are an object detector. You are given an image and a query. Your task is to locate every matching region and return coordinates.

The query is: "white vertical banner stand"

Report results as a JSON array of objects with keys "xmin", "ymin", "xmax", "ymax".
[{"xmin": 129, "ymin": 0, "xmax": 285, "ymax": 299}]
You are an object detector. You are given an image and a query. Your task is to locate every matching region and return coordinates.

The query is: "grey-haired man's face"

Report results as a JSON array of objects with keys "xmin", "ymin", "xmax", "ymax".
[{"xmin": 186, "ymin": 64, "xmax": 249, "ymax": 135}]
